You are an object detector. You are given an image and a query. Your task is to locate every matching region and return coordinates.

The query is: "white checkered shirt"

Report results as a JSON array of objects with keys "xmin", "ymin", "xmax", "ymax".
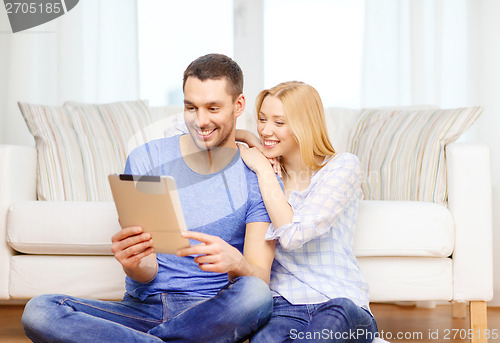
[{"xmin": 265, "ymin": 153, "xmax": 370, "ymax": 309}]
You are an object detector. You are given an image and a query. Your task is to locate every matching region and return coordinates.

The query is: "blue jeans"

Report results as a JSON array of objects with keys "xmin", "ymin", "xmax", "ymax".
[
  {"xmin": 251, "ymin": 296, "xmax": 378, "ymax": 343},
  {"xmin": 22, "ymin": 276, "xmax": 272, "ymax": 343}
]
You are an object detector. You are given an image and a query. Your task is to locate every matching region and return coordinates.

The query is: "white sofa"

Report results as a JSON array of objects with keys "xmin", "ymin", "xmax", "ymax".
[{"xmin": 0, "ymin": 106, "xmax": 493, "ymax": 340}]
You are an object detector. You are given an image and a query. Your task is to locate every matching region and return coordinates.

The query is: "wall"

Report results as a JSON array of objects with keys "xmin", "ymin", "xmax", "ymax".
[{"xmin": 467, "ymin": 0, "xmax": 500, "ymax": 305}]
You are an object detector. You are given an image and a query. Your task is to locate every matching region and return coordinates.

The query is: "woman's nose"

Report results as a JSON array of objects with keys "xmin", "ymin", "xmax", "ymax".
[{"xmin": 260, "ymin": 123, "xmax": 273, "ymax": 136}]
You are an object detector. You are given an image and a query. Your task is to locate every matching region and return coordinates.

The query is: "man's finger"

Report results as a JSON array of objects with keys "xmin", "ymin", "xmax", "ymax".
[
  {"xmin": 181, "ymin": 230, "xmax": 217, "ymax": 243},
  {"xmin": 198, "ymin": 263, "xmax": 220, "ymax": 273},
  {"xmin": 177, "ymin": 242, "xmax": 209, "ymax": 257},
  {"xmin": 112, "ymin": 226, "xmax": 143, "ymax": 242},
  {"xmin": 194, "ymin": 254, "xmax": 219, "ymax": 265}
]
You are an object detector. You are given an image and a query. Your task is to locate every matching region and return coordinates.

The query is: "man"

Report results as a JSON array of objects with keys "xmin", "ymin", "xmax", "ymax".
[{"xmin": 22, "ymin": 54, "xmax": 275, "ymax": 342}]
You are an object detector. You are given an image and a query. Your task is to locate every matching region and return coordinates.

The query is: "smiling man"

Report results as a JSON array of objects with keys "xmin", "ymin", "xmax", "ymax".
[{"xmin": 22, "ymin": 54, "xmax": 275, "ymax": 343}]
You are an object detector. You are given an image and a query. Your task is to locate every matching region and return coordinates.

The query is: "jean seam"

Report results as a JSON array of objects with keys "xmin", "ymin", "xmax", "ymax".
[
  {"xmin": 60, "ymin": 297, "xmax": 162, "ymax": 325},
  {"xmin": 161, "ymin": 293, "xmax": 168, "ymax": 323}
]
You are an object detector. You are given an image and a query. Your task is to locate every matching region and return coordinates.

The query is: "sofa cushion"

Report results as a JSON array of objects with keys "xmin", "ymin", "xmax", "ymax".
[
  {"xmin": 7, "ymin": 200, "xmax": 454, "ymax": 258},
  {"xmin": 19, "ymin": 100, "xmax": 152, "ymax": 202},
  {"xmin": 354, "ymin": 200, "xmax": 454, "ymax": 257},
  {"xmin": 9, "ymin": 255, "xmax": 125, "ymax": 300},
  {"xmin": 348, "ymin": 107, "xmax": 483, "ymax": 204},
  {"xmin": 7, "ymin": 201, "xmax": 120, "ymax": 255},
  {"xmin": 358, "ymin": 257, "xmax": 453, "ymax": 301}
]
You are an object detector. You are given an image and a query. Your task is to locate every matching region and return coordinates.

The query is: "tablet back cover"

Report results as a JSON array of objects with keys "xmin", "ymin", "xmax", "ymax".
[{"xmin": 109, "ymin": 174, "xmax": 190, "ymax": 254}]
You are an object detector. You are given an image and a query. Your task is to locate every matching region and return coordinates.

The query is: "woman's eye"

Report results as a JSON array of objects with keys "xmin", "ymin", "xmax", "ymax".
[
  {"xmin": 258, "ymin": 118, "xmax": 266, "ymax": 122},
  {"xmin": 275, "ymin": 121, "xmax": 285, "ymax": 125}
]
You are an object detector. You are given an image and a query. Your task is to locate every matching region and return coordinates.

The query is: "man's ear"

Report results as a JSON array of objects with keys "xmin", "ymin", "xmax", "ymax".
[{"xmin": 234, "ymin": 94, "xmax": 245, "ymax": 119}]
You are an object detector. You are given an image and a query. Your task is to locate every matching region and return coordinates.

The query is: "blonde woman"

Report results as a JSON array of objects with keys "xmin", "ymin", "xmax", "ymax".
[{"xmin": 238, "ymin": 81, "xmax": 378, "ymax": 342}]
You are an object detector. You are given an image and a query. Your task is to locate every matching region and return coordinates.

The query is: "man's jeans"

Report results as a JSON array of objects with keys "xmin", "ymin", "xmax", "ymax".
[
  {"xmin": 251, "ymin": 296, "xmax": 378, "ymax": 343},
  {"xmin": 22, "ymin": 276, "xmax": 272, "ymax": 343}
]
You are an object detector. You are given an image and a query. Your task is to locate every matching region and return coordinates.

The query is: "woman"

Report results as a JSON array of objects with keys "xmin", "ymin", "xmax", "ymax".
[{"xmin": 238, "ymin": 81, "xmax": 378, "ymax": 343}]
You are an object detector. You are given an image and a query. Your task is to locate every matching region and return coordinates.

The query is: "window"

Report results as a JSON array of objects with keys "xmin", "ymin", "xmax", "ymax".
[
  {"xmin": 264, "ymin": 0, "xmax": 365, "ymax": 108},
  {"xmin": 137, "ymin": 0, "xmax": 365, "ymax": 108},
  {"xmin": 138, "ymin": 0, "xmax": 233, "ymax": 106}
]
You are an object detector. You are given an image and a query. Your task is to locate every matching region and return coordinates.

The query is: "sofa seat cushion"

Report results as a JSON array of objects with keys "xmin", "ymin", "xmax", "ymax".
[
  {"xmin": 358, "ymin": 257, "xmax": 453, "ymax": 301},
  {"xmin": 7, "ymin": 201, "xmax": 120, "ymax": 255},
  {"xmin": 9, "ymin": 255, "xmax": 125, "ymax": 300},
  {"xmin": 354, "ymin": 200, "xmax": 454, "ymax": 257},
  {"xmin": 7, "ymin": 200, "xmax": 454, "ymax": 257}
]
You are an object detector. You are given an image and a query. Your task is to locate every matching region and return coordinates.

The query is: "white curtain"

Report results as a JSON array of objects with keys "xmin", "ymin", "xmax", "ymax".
[
  {"xmin": 362, "ymin": 0, "xmax": 500, "ymax": 305},
  {"xmin": 0, "ymin": 0, "xmax": 139, "ymax": 146},
  {"xmin": 362, "ymin": 0, "xmax": 470, "ymax": 107}
]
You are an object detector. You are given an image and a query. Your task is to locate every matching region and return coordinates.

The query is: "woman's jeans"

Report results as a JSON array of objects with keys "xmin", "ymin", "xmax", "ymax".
[
  {"xmin": 251, "ymin": 296, "xmax": 378, "ymax": 343},
  {"xmin": 22, "ymin": 276, "xmax": 272, "ymax": 343}
]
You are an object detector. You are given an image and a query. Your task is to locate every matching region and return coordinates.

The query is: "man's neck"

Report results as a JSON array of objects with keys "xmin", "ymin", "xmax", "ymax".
[{"xmin": 179, "ymin": 135, "xmax": 238, "ymax": 175}]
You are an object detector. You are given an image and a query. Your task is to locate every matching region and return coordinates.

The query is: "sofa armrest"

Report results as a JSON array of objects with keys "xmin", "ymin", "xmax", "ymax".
[
  {"xmin": 0, "ymin": 145, "xmax": 37, "ymax": 299},
  {"xmin": 446, "ymin": 142, "xmax": 493, "ymax": 301}
]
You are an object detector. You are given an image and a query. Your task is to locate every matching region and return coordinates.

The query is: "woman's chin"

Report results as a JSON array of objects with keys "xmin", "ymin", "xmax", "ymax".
[{"xmin": 262, "ymin": 150, "xmax": 279, "ymax": 159}]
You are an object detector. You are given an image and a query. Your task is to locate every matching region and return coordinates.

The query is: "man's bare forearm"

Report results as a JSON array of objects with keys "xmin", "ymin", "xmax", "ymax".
[{"xmin": 227, "ymin": 249, "xmax": 274, "ymax": 285}]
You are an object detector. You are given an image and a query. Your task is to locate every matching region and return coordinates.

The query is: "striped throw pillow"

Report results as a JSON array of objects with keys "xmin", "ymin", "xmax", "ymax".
[
  {"xmin": 19, "ymin": 100, "xmax": 152, "ymax": 201},
  {"xmin": 347, "ymin": 107, "xmax": 483, "ymax": 204}
]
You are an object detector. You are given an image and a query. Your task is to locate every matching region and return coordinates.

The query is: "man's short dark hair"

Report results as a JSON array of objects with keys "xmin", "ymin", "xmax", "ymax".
[{"xmin": 183, "ymin": 54, "xmax": 244, "ymax": 101}]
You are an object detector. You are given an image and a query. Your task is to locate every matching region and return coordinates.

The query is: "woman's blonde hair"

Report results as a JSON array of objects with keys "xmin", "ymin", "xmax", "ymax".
[{"xmin": 255, "ymin": 81, "xmax": 336, "ymax": 171}]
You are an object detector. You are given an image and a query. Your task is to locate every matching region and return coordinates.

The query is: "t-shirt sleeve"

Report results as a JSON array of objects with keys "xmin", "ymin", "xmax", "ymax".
[
  {"xmin": 123, "ymin": 140, "xmax": 164, "ymax": 176},
  {"xmin": 124, "ymin": 143, "xmax": 151, "ymax": 175},
  {"xmin": 244, "ymin": 166, "xmax": 271, "ymax": 224}
]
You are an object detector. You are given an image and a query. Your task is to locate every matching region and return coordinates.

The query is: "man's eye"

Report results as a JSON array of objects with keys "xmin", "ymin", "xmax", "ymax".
[
  {"xmin": 185, "ymin": 106, "xmax": 195, "ymax": 112},
  {"xmin": 209, "ymin": 107, "xmax": 219, "ymax": 112}
]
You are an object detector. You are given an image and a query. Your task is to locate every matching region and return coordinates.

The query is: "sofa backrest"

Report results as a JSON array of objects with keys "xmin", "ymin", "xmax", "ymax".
[
  {"xmin": 19, "ymin": 101, "xmax": 482, "ymax": 205},
  {"xmin": 145, "ymin": 106, "xmax": 362, "ymax": 154}
]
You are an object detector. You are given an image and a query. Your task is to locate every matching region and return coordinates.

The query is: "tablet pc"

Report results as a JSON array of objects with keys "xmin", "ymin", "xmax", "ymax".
[{"xmin": 108, "ymin": 174, "xmax": 190, "ymax": 254}]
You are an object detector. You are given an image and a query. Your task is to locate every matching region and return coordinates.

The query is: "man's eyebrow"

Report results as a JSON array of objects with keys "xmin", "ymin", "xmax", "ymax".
[
  {"xmin": 206, "ymin": 101, "xmax": 223, "ymax": 107},
  {"xmin": 184, "ymin": 100, "xmax": 223, "ymax": 107}
]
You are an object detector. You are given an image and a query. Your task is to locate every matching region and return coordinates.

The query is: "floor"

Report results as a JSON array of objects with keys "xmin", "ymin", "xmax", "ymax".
[{"xmin": 1, "ymin": 303, "xmax": 499, "ymax": 342}]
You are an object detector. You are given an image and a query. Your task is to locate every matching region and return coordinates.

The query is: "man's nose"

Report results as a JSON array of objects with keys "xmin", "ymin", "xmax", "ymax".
[{"xmin": 196, "ymin": 109, "xmax": 210, "ymax": 128}]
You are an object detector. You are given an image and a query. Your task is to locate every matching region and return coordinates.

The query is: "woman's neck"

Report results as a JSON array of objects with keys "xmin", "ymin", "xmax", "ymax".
[
  {"xmin": 281, "ymin": 154, "xmax": 326, "ymax": 195},
  {"xmin": 282, "ymin": 154, "xmax": 325, "ymax": 177},
  {"xmin": 281, "ymin": 155, "xmax": 312, "ymax": 194}
]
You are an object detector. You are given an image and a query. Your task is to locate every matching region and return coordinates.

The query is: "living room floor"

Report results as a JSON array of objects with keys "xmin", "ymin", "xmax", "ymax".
[{"xmin": 1, "ymin": 303, "xmax": 499, "ymax": 342}]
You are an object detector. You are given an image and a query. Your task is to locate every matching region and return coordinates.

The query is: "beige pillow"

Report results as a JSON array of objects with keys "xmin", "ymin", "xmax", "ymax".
[
  {"xmin": 347, "ymin": 107, "xmax": 483, "ymax": 204},
  {"xmin": 19, "ymin": 100, "xmax": 152, "ymax": 201}
]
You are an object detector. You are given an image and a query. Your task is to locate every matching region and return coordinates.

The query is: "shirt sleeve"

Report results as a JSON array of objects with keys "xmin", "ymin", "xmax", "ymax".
[
  {"xmin": 265, "ymin": 154, "xmax": 362, "ymax": 251},
  {"xmin": 124, "ymin": 146, "xmax": 144, "ymax": 175},
  {"xmin": 123, "ymin": 141, "xmax": 159, "ymax": 176},
  {"xmin": 244, "ymin": 164, "xmax": 271, "ymax": 224}
]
